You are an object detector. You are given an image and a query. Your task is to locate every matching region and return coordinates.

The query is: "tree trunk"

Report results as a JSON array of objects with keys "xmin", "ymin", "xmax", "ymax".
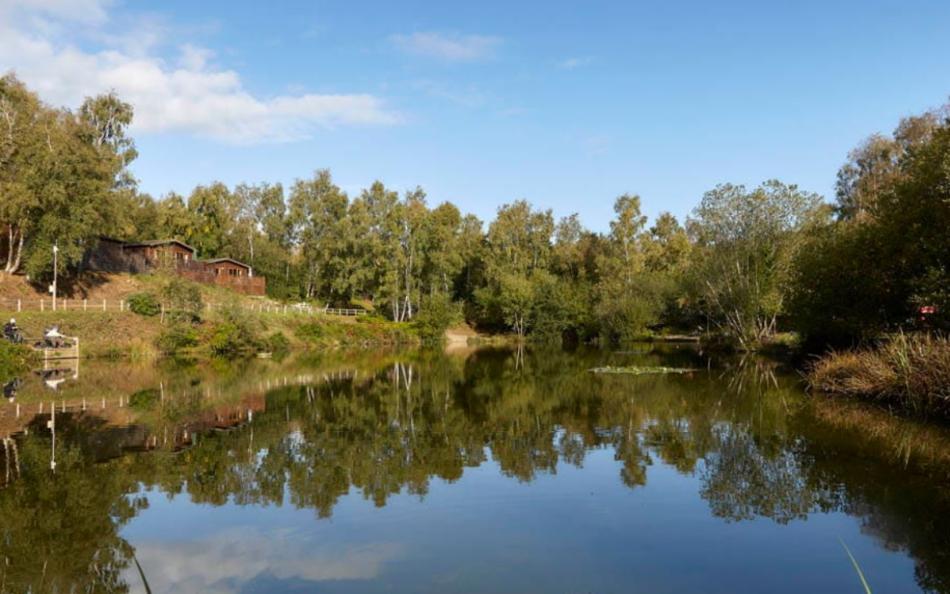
[
  {"xmin": 5, "ymin": 228, "xmax": 23, "ymax": 273},
  {"xmin": 3, "ymin": 226, "xmax": 10, "ymax": 271}
]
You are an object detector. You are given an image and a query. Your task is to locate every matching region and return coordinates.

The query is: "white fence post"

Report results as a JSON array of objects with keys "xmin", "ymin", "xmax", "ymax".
[
  {"xmin": 40, "ymin": 299, "xmax": 44, "ymax": 312},
  {"xmin": 16, "ymin": 299, "xmax": 20, "ymax": 312},
  {"xmin": 102, "ymin": 299, "xmax": 106, "ymax": 312}
]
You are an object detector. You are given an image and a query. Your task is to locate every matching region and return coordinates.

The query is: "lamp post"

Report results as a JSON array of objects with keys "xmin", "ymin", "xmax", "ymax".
[{"xmin": 51, "ymin": 244, "xmax": 58, "ymax": 311}]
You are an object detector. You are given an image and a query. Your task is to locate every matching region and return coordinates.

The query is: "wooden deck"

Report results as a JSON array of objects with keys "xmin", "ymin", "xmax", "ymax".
[{"xmin": 28, "ymin": 335, "xmax": 81, "ymax": 360}]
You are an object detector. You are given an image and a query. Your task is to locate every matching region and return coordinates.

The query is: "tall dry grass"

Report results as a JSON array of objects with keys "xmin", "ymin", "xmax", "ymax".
[{"xmin": 807, "ymin": 333, "xmax": 950, "ymax": 415}]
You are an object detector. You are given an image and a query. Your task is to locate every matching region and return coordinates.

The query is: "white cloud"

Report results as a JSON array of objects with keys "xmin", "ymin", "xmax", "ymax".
[
  {"xmin": 128, "ymin": 528, "xmax": 405, "ymax": 593},
  {"xmin": 1, "ymin": 0, "xmax": 112, "ymax": 25},
  {"xmin": 558, "ymin": 57, "xmax": 591, "ymax": 70},
  {"xmin": 391, "ymin": 32, "xmax": 500, "ymax": 62},
  {"xmin": 0, "ymin": 1, "xmax": 399, "ymax": 144}
]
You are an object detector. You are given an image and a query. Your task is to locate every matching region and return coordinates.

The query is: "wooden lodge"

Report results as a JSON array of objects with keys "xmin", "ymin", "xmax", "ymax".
[{"xmin": 85, "ymin": 238, "xmax": 266, "ymax": 296}]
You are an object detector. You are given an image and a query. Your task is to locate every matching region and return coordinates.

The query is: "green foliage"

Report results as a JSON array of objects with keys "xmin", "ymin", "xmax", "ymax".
[
  {"xmin": 156, "ymin": 322, "xmax": 199, "ymax": 353},
  {"xmin": 791, "ymin": 104, "xmax": 950, "ymax": 343},
  {"xmin": 127, "ymin": 292, "xmax": 161, "ymax": 317},
  {"xmin": 265, "ymin": 331, "xmax": 290, "ymax": 353},
  {"xmin": 787, "ymin": 222, "xmax": 890, "ymax": 344},
  {"xmin": 413, "ymin": 292, "xmax": 462, "ymax": 342},
  {"xmin": 294, "ymin": 318, "xmax": 416, "ymax": 346},
  {"xmin": 474, "ymin": 201, "xmax": 555, "ymax": 337},
  {"xmin": 685, "ymin": 180, "xmax": 825, "ymax": 349},
  {"xmin": 162, "ymin": 277, "xmax": 204, "ymax": 323},
  {"xmin": 0, "ymin": 74, "xmax": 132, "ymax": 279},
  {"xmin": 5, "ymin": 73, "xmax": 948, "ymax": 354},
  {"xmin": 595, "ymin": 271, "xmax": 672, "ymax": 343},
  {"xmin": 208, "ymin": 303, "xmax": 262, "ymax": 356},
  {"xmin": 529, "ymin": 272, "xmax": 589, "ymax": 343}
]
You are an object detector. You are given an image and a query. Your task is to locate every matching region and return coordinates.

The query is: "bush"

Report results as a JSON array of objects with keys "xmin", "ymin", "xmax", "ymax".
[
  {"xmin": 156, "ymin": 322, "xmax": 199, "ymax": 354},
  {"xmin": 266, "ymin": 332, "xmax": 290, "ymax": 353},
  {"xmin": 208, "ymin": 302, "xmax": 262, "ymax": 356},
  {"xmin": 162, "ymin": 278, "xmax": 204, "ymax": 323},
  {"xmin": 413, "ymin": 293, "xmax": 462, "ymax": 342},
  {"xmin": 595, "ymin": 273, "xmax": 671, "ymax": 344},
  {"xmin": 807, "ymin": 333, "xmax": 950, "ymax": 415},
  {"xmin": 127, "ymin": 292, "xmax": 161, "ymax": 317}
]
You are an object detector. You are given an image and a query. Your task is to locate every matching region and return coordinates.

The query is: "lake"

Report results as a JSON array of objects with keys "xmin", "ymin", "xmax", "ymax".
[{"xmin": 2, "ymin": 345, "xmax": 950, "ymax": 593}]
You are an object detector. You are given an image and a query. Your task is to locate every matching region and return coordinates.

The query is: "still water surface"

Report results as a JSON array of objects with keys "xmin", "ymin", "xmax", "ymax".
[{"xmin": 2, "ymin": 345, "xmax": 950, "ymax": 593}]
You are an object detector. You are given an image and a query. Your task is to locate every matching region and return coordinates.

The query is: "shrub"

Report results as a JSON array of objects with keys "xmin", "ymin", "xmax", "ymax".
[
  {"xmin": 595, "ymin": 272, "xmax": 672, "ymax": 344},
  {"xmin": 413, "ymin": 293, "xmax": 462, "ymax": 342},
  {"xmin": 807, "ymin": 333, "xmax": 950, "ymax": 415},
  {"xmin": 162, "ymin": 278, "xmax": 204, "ymax": 323},
  {"xmin": 127, "ymin": 292, "xmax": 161, "ymax": 317},
  {"xmin": 208, "ymin": 302, "xmax": 262, "ymax": 356},
  {"xmin": 156, "ymin": 322, "xmax": 199, "ymax": 354},
  {"xmin": 209, "ymin": 322, "xmax": 242, "ymax": 355},
  {"xmin": 266, "ymin": 332, "xmax": 290, "ymax": 353}
]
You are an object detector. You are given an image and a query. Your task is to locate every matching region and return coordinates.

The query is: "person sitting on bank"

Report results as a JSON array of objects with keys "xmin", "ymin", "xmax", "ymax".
[{"xmin": 3, "ymin": 318, "xmax": 22, "ymax": 344}]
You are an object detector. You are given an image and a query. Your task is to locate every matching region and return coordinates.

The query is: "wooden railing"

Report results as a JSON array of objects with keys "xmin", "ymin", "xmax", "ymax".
[
  {"xmin": 323, "ymin": 307, "xmax": 365, "ymax": 317},
  {"xmin": 0, "ymin": 298, "xmax": 368, "ymax": 318}
]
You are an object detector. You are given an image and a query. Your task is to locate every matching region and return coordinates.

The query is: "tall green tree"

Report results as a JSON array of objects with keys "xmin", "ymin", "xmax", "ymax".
[
  {"xmin": 835, "ymin": 109, "xmax": 942, "ymax": 221},
  {"xmin": 0, "ymin": 74, "xmax": 127, "ymax": 279},
  {"xmin": 687, "ymin": 180, "xmax": 824, "ymax": 348},
  {"xmin": 475, "ymin": 200, "xmax": 554, "ymax": 336},
  {"xmin": 594, "ymin": 195, "xmax": 663, "ymax": 341},
  {"xmin": 288, "ymin": 170, "xmax": 350, "ymax": 301},
  {"xmin": 186, "ymin": 182, "xmax": 237, "ymax": 257}
]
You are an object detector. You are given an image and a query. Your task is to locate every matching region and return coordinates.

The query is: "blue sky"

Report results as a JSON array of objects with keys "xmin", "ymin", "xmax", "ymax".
[{"xmin": 2, "ymin": 0, "xmax": 949, "ymax": 230}]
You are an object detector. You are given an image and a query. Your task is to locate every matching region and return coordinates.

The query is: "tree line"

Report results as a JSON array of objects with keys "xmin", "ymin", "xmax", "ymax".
[{"xmin": 1, "ymin": 72, "xmax": 947, "ymax": 346}]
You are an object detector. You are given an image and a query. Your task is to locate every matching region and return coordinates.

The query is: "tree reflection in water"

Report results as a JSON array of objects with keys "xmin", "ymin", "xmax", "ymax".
[{"xmin": 1, "ymin": 345, "xmax": 950, "ymax": 592}]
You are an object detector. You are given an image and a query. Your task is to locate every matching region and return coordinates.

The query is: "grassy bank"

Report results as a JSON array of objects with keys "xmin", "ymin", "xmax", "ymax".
[
  {"xmin": 807, "ymin": 333, "xmax": 950, "ymax": 416},
  {"xmin": 6, "ymin": 308, "xmax": 419, "ymax": 359},
  {"xmin": 0, "ymin": 274, "xmax": 423, "ymax": 359}
]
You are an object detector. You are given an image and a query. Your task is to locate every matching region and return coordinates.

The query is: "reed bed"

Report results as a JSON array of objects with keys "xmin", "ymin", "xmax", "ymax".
[{"xmin": 807, "ymin": 333, "xmax": 950, "ymax": 415}]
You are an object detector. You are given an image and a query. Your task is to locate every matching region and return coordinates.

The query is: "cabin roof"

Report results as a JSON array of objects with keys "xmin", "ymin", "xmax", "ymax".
[
  {"xmin": 122, "ymin": 239, "xmax": 197, "ymax": 254},
  {"xmin": 203, "ymin": 257, "xmax": 252, "ymax": 270}
]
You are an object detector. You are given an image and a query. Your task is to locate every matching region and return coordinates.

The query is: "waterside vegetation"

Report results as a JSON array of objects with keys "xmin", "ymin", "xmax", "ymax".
[{"xmin": 807, "ymin": 334, "xmax": 950, "ymax": 416}]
